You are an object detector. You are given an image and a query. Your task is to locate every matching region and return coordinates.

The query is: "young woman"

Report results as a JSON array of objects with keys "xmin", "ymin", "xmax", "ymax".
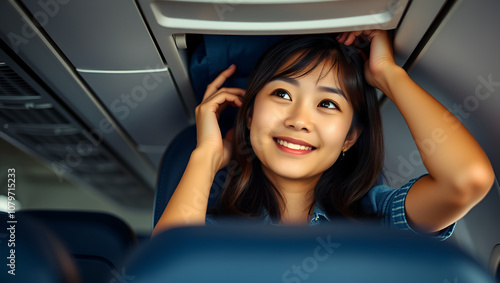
[{"xmin": 152, "ymin": 30, "xmax": 494, "ymax": 239}]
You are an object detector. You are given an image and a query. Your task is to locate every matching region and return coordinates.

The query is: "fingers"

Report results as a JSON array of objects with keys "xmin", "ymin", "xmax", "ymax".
[
  {"xmin": 196, "ymin": 91, "xmax": 244, "ymax": 120},
  {"xmin": 346, "ymin": 31, "xmax": 363, "ymax": 45},
  {"xmin": 203, "ymin": 87, "xmax": 245, "ymax": 110},
  {"xmin": 337, "ymin": 31, "xmax": 362, "ymax": 46},
  {"xmin": 336, "ymin": 32, "xmax": 348, "ymax": 43},
  {"xmin": 212, "ymin": 92, "xmax": 244, "ymax": 113},
  {"xmin": 217, "ymin": 87, "xmax": 246, "ymax": 97},
  {"xmin": 202, "ymin": 65, "xmax": 246, "ymax": 110},
  {"xmin": 204, "ymin": 64, "xmax": 237, "ymax": 100},
  {"xmin": 196, "ymin": 65, "xmax": 246, "ymax": 138},
  {"xmin": 337, "ymin": 30, "xmax": 380, "ymax": 46},
  {"xmin": 198, "ymin": 91, "xmax": 243, "ymax": 111}
]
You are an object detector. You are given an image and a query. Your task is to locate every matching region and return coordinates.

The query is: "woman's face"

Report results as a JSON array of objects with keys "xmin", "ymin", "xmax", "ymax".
[{"xmin": 248, "ymin": 60, "xmax": 360, "ymax": 183}]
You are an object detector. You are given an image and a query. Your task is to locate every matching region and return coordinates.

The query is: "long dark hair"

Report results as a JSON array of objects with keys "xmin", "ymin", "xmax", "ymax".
[{"xmin": 212, "ymin": 34, "xmax": 384, "ymax": 220}]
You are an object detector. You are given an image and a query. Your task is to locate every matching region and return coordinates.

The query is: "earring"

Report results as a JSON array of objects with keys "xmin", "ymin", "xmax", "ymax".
[{"xmin": 340, "ymin": 148, "xmax": 346, "ymax": 160}]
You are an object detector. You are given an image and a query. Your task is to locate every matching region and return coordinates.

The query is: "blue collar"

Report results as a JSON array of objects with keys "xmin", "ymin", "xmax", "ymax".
[
  {"xmin": 261, "ymin": 204, "xmax": 331, "ymax": 225},
  {"xmin": 309, "ymin": 204, "xmax": 331, "ymax": 225}
]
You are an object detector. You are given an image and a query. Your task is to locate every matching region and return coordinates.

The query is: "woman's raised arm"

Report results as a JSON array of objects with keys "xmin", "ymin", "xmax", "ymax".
[
  {"xmin": 152, "ymin": 65, "xmax": 245, "ymax": 237},
  {"xmin": 338, "ymin": 30, "xmax": 495, "ymax": 233}
]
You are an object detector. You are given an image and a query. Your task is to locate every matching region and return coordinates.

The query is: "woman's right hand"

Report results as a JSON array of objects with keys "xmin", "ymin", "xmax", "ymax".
[{"xmin": 194, "ymin": 64, "xmax": 245, "ymax": 172}]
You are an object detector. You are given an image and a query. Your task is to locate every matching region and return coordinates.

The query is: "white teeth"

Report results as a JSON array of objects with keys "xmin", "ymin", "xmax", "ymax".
[{"xmin": 276, "ymin": 139, "xmax": 313, "ymax": 151}]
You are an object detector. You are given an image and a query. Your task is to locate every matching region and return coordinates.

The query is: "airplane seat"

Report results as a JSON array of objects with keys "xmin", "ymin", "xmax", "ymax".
[
  {"xmin": 124, "ymin": 222, "xmax": 496, "ymax": 283},
  {"xmin": 17, "ymin": 210, "xmax": 137, "ymax": 283},
  {"xmin": 0, "ymin": 212, "xmax": 81, "ymax": 283},
  {"xmin": 153, "ymin": 125, "xmax": 226, "ymax": 228}
]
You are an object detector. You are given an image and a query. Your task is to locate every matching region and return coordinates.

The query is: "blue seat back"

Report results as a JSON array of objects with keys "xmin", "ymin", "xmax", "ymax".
[
  {"xmin": 0, "ymin": 212, "xmax": 80, "ymax": 283},
  {"xmin": 153, "ymin": 125, "xmax": 227, "ymax": 227},
  {"xmin": 18, "ymin": 210, "xmax": 136, "ymax": 283},
  {"xmin": 124, "ymin": 222, "xmax": 496, "ymax": 283}
]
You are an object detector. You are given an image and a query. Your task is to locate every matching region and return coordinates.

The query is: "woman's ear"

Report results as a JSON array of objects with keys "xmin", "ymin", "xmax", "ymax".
[
  {"xmin": 343, "ymin": 126, "xmax": 363, "ymax": 151},
  {"xmin": 247, "ymin": 116, "xmax": 252, "ymax": 130}
]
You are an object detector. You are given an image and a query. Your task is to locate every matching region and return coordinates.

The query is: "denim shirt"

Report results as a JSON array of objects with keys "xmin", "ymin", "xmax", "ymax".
[{"xmin": 206, "ymin": 175, "xmax": 455, "ymax": 241}]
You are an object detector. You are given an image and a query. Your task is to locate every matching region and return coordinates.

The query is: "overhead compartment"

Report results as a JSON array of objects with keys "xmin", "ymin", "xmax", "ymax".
[
  {"xmin": 79, "ymin": 70, "xmax": 188, "ymax": 167},
  {"xmin": 20, "ymin": 0, "xmax": 164, "ymax": 71},
  {"xmin": 137, "ymin": 0, "xmax": 448, "ymax": 113},
  {"xmin": 18, "ymin": 0, "xmax": 191, "ymax": 168},
  {"xmin": 149, "ymin": 0, "xmax": 409, "ymax": 34}
]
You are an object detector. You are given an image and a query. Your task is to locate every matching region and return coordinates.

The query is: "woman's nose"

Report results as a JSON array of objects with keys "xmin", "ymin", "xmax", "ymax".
[{"xmin": 284, "ymin": 105, "xmax": 314, "ymax": 132}]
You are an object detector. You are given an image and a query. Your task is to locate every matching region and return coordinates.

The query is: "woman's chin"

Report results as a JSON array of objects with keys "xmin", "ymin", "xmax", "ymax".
[{"xmin": 263, "ymin": 164, "xmax": 322, "ymax": 182}]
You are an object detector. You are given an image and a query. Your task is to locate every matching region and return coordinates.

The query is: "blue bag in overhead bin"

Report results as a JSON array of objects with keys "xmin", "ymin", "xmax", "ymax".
[
  {"xmin": 189, "ymin": 34, "xmax": 283, "ymax": 131},
  {"xmin": 189, "ymin": 34, "xmax": 284, "ymax": 101}
]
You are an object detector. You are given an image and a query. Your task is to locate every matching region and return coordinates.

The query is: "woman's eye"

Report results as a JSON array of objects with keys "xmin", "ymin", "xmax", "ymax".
[
  {"xmin": 272, "ymin": 89, "xmax": 291, "ymax": 100},
  {"xmin": 318, "ymin": 100, "xmax": 338, "ymax": 109}
]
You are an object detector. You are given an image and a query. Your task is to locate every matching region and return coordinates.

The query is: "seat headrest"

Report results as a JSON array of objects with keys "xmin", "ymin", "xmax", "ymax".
[
  {"xmin": 153, "ymin": 125, "xmax": 230, "ymax": 228},
  {"xmin": 124, "ymin": 222, "xmax": 496, "ymax": 283},
  {"xmin": 0, "ymin": 213, "xmax": 80, "ymax": 283},
  {"xmin": 17, "ymin": 210, "xmax": 137, "ymax": 265}
]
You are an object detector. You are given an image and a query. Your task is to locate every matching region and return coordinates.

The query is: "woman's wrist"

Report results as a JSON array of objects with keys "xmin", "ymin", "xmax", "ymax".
[
  {"xmin": 376, "ymin": 65, "xmax": 407, "ymax": 101},
  {"xmin": 191, "ymin": 146, "xmax": 223, "ymax": 177}
]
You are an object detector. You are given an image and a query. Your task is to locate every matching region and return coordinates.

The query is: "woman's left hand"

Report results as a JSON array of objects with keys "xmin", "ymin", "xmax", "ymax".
[{"xmin": 336, "ymin": 30, "xmax": 400, "ymax": 93}]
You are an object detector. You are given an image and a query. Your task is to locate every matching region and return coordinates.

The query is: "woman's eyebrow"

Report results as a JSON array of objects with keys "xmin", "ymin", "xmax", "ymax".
[{"xmin": 271, "ymin": 77, "xmax": 346, "ymax": 100}]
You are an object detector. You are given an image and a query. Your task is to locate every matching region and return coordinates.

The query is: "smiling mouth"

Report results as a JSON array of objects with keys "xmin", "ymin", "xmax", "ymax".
[{"xmin": 273, "ymin": 138, "xmax": 316, "ymax": 151}]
